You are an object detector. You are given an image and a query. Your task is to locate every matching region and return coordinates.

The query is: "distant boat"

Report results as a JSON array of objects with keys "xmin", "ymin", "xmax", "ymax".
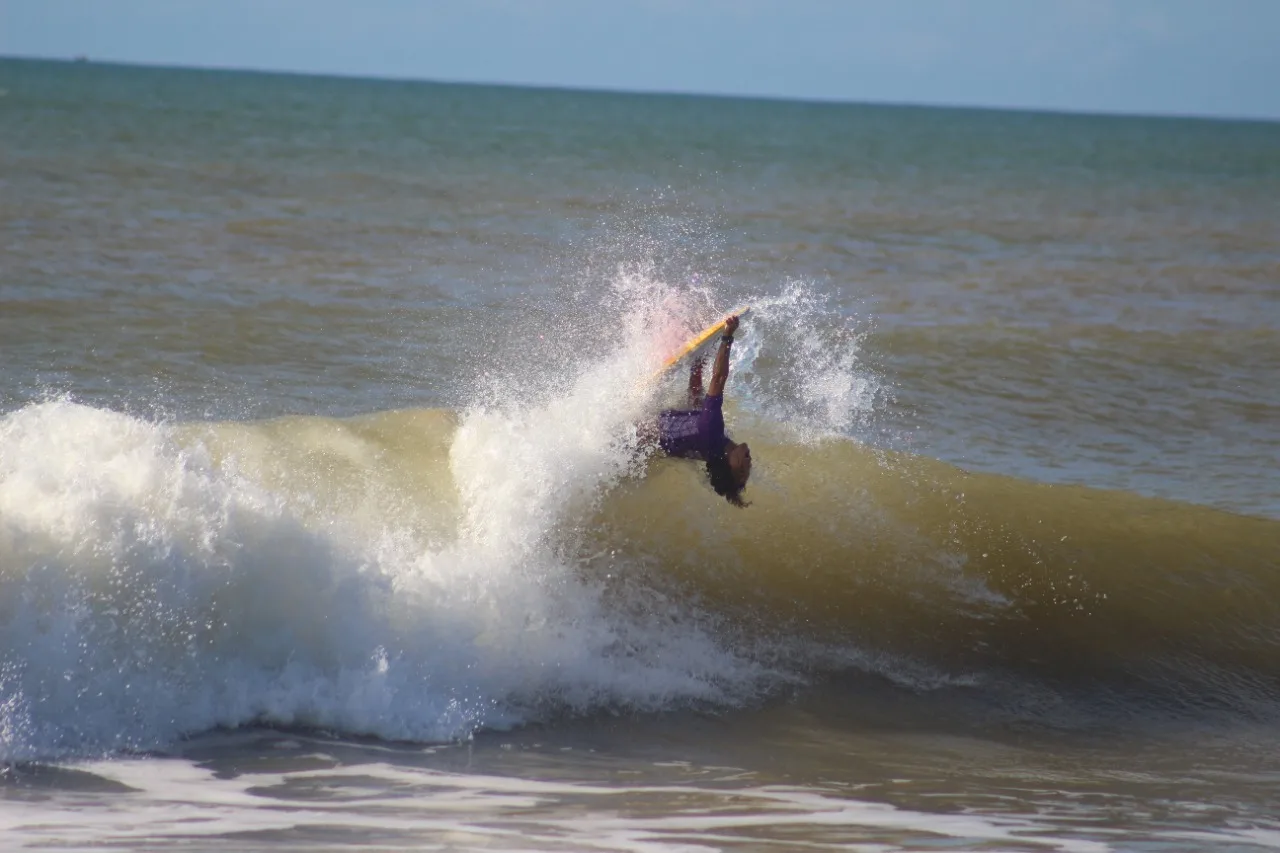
[{"xmin": 74, "ymin": 55, "xmax": 89, "ymax": 63}]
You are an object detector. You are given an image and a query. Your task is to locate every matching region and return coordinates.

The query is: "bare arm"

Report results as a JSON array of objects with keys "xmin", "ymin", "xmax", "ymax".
[{"xmin": 706, "ymin": 315, "xmax": 739, "ymax": 398}]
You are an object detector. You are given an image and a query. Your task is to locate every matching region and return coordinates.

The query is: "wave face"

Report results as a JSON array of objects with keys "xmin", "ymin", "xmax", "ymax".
[
  {"xmin": 4, "ymin": 379, "xmax": 1278, "ymax": 762},
  {"xmin": 2, "ymin": 265, "xmax": 1277, "ymax": 761},
  {"xmin": 600, "ymin": 440, "xmax": 1280, "ymax": 720}
]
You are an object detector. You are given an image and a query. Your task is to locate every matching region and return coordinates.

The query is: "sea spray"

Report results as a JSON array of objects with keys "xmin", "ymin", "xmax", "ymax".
[{"xmin": 730, "ymin": 280, "xmax": 882, "ymax": 443}]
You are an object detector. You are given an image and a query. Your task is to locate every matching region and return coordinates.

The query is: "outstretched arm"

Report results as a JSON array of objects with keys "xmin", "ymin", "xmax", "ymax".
[{"xmin": 706, "ymin": 315, "xmax": 740, "ymax": 398}]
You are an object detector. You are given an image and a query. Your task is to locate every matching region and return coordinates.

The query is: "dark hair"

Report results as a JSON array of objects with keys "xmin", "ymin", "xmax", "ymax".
[{"xmin": 705, "ymin": 453, "xmax": 749, "ymax": 508}]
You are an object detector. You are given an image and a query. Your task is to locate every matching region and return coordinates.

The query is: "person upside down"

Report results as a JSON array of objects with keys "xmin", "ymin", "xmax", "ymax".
[{"xmin": 642, "ymin": 314, "xmax": 752, "ymax": 506}]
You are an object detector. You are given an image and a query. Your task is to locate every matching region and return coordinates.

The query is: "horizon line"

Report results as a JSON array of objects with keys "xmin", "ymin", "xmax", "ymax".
[{"xmin": 3, "ymin": 53, "xmax": 1277, "ymax": 127}]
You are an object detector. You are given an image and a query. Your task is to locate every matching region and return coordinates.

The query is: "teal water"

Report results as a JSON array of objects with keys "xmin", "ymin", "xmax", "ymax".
[{"xmin": 2, "ymin": 58, "xmax": 1279, "ymax": 851}]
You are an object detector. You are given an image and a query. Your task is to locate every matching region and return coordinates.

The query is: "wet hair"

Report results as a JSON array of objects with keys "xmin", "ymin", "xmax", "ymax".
[{"xmin": 705, "ymin": 452, "xmax": 749, "ymax": 508}]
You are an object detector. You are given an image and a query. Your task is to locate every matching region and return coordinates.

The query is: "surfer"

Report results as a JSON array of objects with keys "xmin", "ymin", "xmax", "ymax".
[{"xmin": 644, "ymin": 315, "xmax": 752, "ymax": 507}]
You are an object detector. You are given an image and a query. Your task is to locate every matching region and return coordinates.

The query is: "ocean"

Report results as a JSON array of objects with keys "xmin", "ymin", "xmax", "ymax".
[{"xmin": 1, "ymin": 57, "xmax": 1278, "ymax": 851}]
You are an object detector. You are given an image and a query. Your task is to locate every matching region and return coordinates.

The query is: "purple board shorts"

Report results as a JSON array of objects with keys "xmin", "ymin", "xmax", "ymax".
[{"xmin": 658, "ymin": 394, "xmax": 729, "ymax": 460}]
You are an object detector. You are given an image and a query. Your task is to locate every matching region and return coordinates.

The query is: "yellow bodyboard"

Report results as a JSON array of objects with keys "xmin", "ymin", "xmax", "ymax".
[{"xmin": 653, "ymin": 306, "xmax": 751, "ymax": 382}]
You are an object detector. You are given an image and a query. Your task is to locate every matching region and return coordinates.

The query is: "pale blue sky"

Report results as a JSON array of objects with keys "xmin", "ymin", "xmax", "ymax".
[{"xmin": 3, "ymin": 0, "xmax": 1278, "ymax": 120}]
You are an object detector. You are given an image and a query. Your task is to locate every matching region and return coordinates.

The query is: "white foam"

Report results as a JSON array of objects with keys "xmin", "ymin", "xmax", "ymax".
[
  {"xmin": 0, "ymin": 392, "xmax": 760, "ymax": 760},
  {"xmin": 0, "ymin": 756, "xmax": 1113, "ymax": 852}
]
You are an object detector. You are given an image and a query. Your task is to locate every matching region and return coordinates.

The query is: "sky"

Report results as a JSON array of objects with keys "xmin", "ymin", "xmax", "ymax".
[{"xmin": 2, "ymin": 0, "xmax": 1278, "ymax": 121}]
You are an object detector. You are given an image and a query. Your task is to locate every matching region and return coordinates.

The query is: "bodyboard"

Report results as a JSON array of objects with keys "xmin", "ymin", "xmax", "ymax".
[{"xmin": 653, "ymin": 306, "xmax": 751, "ymax": 382}]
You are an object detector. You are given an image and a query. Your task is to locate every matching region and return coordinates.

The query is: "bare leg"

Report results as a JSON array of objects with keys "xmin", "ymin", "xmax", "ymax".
[{"xmin": 687, "ymin": 357, "xmax": 706, "ymax": 407}]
